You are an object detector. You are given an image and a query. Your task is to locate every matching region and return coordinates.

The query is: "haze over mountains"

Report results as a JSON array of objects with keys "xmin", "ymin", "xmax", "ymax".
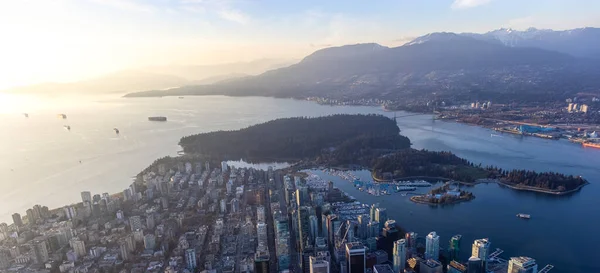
[
  {"xmin": 126, "ymin": 27, "xmax": 600, "ymax": 104},
  {"xmin": 2, "ymin": 59, "xmax": 293, "ymax": 95}
]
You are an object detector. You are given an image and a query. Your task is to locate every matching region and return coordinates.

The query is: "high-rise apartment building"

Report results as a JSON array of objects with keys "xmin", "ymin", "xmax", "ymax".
[
  {"xmin": 375, "ymin": 207, "xmax": 387, "ymax": 224},
  {"xmin": 129, "ymin": 216, "xmax": 143, "ymax": 231},
  {"xmin": 471, "ymin": 238, "xmax": 490, "ymax": 271},
  {"xmin": 81, "ymin": 191, "xmax": 92, "ymax": 203},
  {"xmin": 425, "ymin": 231, "xmax": 440, "ymax": 261},
  {"xmin": 185, "ymin": 248, "xmax": 197, "ymax": 270},
  {"xmin": 508, "ymin": 257, "xmax": 538, "ymax": 273},
  {"xmin": 448, "ymin": 235, "xmax": 462, "ymax": 262},
  {"xmin": 393, "ymin": 239, "xmax": 407, "ymax": 273},
  {"xmin": 70, "ymin": 239, "xmax": 86, "ymax": 258}
]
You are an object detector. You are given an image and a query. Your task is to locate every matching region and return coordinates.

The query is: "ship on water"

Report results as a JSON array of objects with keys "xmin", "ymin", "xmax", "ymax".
[
  {"xmin": 517, "ymin": 213, "xmax": 531, "ymax": 219},
  {"xmin": 582, "ymin": 142, "xmax": 600, "ymax": 149},
  {"xmin": 148, "ymin": 116, "xmax": 167, "ymax": 122}
]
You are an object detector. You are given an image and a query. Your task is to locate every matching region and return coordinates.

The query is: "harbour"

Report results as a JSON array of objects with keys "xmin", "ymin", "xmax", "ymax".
[{"xmin": 0, "ymin": 95, "xmax": 598, "ymax": 272}]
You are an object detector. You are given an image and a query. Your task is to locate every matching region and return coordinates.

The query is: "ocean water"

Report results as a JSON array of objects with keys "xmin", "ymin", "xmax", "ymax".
[{"xmin": 1, "ymin": 94, "xmax": 598, "ymax": 272}]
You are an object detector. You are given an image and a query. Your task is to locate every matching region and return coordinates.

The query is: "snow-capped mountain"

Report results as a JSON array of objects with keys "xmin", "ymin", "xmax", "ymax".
[{"xmin": 463, "ymin": 27, "xmax": 600, "ymax": 58}]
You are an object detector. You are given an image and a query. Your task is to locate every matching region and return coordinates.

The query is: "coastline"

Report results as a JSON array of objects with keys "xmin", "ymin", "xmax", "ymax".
[
  {"xmin": 373, "ymin": 171, "xmax": 588, "ymax": 196},
  {"xmin": 409, "ymin": 195, "xmax": 475, "ymax": 205}
]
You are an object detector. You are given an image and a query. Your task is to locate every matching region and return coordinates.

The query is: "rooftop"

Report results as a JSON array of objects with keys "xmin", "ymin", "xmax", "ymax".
[{"xmin": 373, "ymin": 264, "xmax": 395, "ymax": 273}]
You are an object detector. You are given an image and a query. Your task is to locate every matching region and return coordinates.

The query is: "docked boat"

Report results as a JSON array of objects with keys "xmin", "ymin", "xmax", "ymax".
[
  {"xmin": 517, "ymin": 213, "xmax": 531, "ymax": 219},
  {"xmin": 148, "ymin": 116, "xmax": 167, "ymax": 122},
  {"xmin": 582, "ymin": 142, "xmax": 600, "ymax": 149},
  {"xmin": 396, "ymin": 186, "xmax": 417, "ymax": 191}
]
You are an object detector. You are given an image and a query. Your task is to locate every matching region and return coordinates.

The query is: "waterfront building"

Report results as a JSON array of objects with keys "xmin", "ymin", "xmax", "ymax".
[
  {"xmin": 310, "ymin": 255, "xmax": 330, "ymax": 273},
  {"xmin": 70, "ymin": 239, "xmax": 86, "ymax": 258},
  {"xmin": 393, "ymin": 239, "xmax": 407, "ymax": 273},
  {"xmin": 185, "ymin": 248, "xmax": 197, "ymax": 270},
  {"xmin": 467, "ymin": 257, "xmax": 483, "ymax": 273},
  {"xmin": 471, "ymin": 238, "xmax": 490, "ymax": 271},
  {"xmin": 425, "ymin": 232, "xmax": 440, "ymax": 261},
  {"xmin": 508, "ymin": 257, "xmax": 538, "ymax": 273},
  {"xmin": 448, "ymin": 235, "xmax": 461, "ymax": 262},
  {"xmin": 375, "ymin": 207, "xmax": 387, "ymax": 224},
  {"xmin": 370, "ymin": 203, "xmax": 379, "ymax": 220},
  {"xmin": 447, "ymin": 261, "xmax": 467, "ymax": 273},
  {"xmin": 420, "ymin": 259, "xmax": 443, "ymax": 273},
  {"xmin": 345, "ymin": 242, "xmax": 366, "ymax": 273}
]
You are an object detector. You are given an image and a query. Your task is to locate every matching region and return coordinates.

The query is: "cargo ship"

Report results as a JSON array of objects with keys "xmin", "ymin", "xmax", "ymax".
[
  {"xmin": 516, "ymin": 213, "xmax": 531, "ymax": 219},
  {"xmin": 582, "ymin": 142, "xmax": 600, "ymax": 149},
  {"xmin": 148, "ymin": 116, "xmax": 167, "ymax": 122}
]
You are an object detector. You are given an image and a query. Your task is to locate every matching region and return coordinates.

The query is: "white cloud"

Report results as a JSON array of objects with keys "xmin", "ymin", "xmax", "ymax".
[
  {"xmin": 507, "ymin": 16, "xmax": 536, "ymax": 28},
  {"xmin": 451, "ymin": 0, "xmax": 493, "ymax": 9},
  {"xmin": 218, "ymin": 9, "xmax": 249, "ymax": 24},
  {"xmin": 88, "ymin": 0, "xmax": 156, "ymax": 13}
]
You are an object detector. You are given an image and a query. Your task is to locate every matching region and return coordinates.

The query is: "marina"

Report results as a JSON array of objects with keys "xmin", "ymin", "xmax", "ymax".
[{"xmin": 321, "ymin": 169, "xmax": 434, "ymax": 196}]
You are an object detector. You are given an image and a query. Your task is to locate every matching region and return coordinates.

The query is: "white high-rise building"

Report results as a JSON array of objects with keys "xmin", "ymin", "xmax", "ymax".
[
  {"xmin": 393, "ymin": 239, "xmax": 407, "ymax": 273},
  {"xmin": 471, "ymin": 238, "xmax": 490, "ymax": 270},
  {"xmin": 425, "ymin": 231, "xmax": 440, "ymax": 261},
  {"xmin": 310, "ymin": 255, "xmax": 330, "ymax": 273},
  {"xmin": 70, "ymin": 239, "xmax": 86, "ymax": 259},
  {"xmin": 129, "ymin": 216, "xmax": 143, "ymax": 231},
  {"xmin": 508, "ymin": 257, "xmax": 538, "ymax": 273},
  {"xmin": 257, "ymin": 222, "xmax": 268, "ymax": 245},
  {"xmin": 257, "ymin": 206, "xmax": 266, "ymax": 223},
  {"xmin": 185, "ymin": 248, "xmax": 197, "ymax": 270}
]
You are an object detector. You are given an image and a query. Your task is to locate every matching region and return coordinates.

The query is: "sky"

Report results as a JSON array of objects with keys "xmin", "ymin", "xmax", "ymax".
[{"xmin": 0, "ymin": 0, "xmax": 599, "ymax": 90}]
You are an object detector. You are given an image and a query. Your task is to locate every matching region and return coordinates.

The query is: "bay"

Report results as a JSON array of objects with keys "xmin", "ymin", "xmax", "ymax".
[{"xmin": 0, "ymin": 95, "xmax": 598, "ymax": 272}]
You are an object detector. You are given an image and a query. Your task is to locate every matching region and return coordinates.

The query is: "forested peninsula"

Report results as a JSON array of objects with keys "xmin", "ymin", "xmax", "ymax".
[{"xmin": 175, "ymin": 114, "xmax": 587, "ymax": 195}]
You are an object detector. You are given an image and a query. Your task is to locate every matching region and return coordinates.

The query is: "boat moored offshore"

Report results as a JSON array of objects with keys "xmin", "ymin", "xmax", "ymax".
[{"xmin": 517, "ymin": 213, "xmax": 531, "ymax": 219}]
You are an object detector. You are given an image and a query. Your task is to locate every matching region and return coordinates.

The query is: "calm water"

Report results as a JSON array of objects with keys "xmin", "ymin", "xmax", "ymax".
[{"xmin": 1, "ymin": 95, "xmax": 598, "ymax": 272}]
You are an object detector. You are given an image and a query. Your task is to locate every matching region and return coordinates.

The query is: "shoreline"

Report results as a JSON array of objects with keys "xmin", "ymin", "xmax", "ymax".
[
  {"xmin": 373, "ymin": 171, "xmax": 588, "ymax": 196},
  {"xmin": 409, "ymin": 195, "xmax": 475, "ymax": 205}
]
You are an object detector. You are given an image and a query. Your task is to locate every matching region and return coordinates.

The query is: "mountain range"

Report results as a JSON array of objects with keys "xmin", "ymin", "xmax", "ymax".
[{"xmin": 126, "ymin": 27, "xmax": 600, "ymax": 104}]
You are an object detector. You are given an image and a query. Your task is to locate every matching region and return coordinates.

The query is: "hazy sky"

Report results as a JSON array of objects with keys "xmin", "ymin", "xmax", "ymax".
[{"xmin": 1, "ymin": 0, "xmax": 598, "ymax": 89}]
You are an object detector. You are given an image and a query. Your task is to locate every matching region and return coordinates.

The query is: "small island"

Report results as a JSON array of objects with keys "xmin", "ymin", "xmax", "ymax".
[{"xmin": 410, "ymin": 182, "xmax": 475, "ymax": 205}]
